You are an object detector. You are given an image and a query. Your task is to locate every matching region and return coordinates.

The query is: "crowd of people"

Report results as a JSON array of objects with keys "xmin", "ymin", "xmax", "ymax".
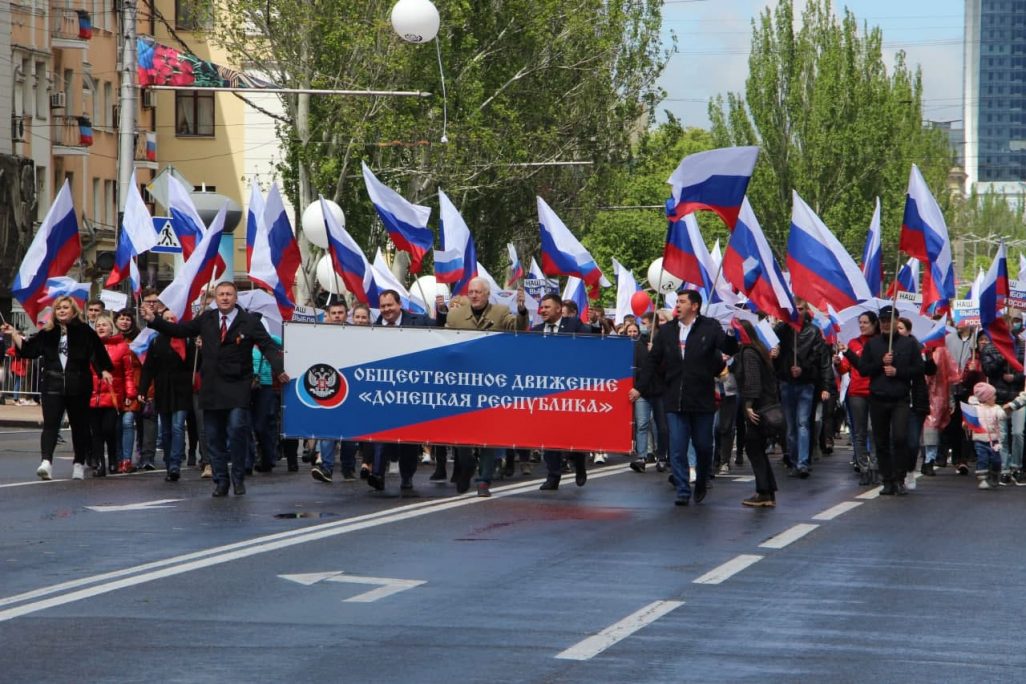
[{"xmin": 2, "ymin": 279, "xmax": 1024, "ymax": 506}]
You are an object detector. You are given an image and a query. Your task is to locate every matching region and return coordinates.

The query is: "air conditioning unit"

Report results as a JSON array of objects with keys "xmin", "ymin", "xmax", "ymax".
[
  {"xmin": 141, "ymin": 89, "xmax": 157, "ymax": 109},
  {"xmin": 49, "ymin": 91, "xmax": 66, "ymax": 109}
]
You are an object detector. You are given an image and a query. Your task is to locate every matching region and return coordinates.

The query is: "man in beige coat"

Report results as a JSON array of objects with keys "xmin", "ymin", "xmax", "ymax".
[{"xmin": 443, "ymin": 277, "xmax": 529, "ymax": 496}]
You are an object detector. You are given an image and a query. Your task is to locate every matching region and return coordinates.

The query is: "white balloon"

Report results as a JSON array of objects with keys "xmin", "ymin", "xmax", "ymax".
[
  {"xmin": 390, "ymin": 0, "xmax": 440, "ymax": 43},
  {"xmin": 647, "ymin": 258, "xmax": 683, "ymax": 294},
  {"xmin": 316, "ymin": 254, "xmax": 348, "ymax": 294},
  {"xmin": 409, "ymin": 275, "xmax": 450, "ymax": 308},
  {"xmin": 301, "ymin": 200, "xmax": 344, "ymax": 250}
]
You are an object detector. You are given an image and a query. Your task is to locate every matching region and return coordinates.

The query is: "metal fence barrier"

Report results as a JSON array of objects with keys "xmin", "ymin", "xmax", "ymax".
[{"xmin": 0, "ymin": 354, "xmax": 42, "ymax": 405}]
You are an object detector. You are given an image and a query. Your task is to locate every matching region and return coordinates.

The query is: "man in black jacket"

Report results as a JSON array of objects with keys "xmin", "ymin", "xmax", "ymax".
[
  {"xmin": 773, "ymin": 300, "xmax": 831, "ymax": 478},
  {"xmin": 841, "ymin": 305, "xmax": 923, "ymax": 495},
  {"xmin": 636, "ymin": 289, "xmax": 738, "ymax": 506},
  {"xmin": 532, "ymin": 293, "xmax": 590, "ymax": 489},
  {"xmin": 143, "ymin": 281, "xmax": 286, "ymax": 497}
]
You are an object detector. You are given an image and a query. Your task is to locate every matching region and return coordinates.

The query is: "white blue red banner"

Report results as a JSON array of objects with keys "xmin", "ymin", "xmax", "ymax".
[{"xmin": 281, "ymin": 324, "xmax": 633, "ymax": 452}]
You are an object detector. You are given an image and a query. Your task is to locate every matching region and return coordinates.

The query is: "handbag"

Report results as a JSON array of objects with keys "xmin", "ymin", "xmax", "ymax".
[{"xmin": 757, "ymin": 403, "xmax": 785, "ymax": 433}]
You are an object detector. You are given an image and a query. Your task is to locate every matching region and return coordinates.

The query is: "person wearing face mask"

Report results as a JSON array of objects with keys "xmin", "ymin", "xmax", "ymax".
[
  {"xmin": 2, "ymin": 297, "xmax": 113, "ymax": 480},
  {"xmin": 980, "ymin": 314, "xmax": 1025, "ymax": 484}
]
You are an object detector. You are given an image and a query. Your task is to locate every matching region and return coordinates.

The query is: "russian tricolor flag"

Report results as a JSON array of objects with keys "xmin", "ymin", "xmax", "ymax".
[
  {"xmin": 145, "ymin": 132, "xmax": 157, "ymax": 161},
  {"xmin": 362, "ymin": 162, "xmax": 433, "ymax": 274},
  {"xmin": 322, "ymin": 195, "xmax": 379, "ymax": 305},
  {"xmin": 979, "ymin": 240, "xmax": 1022, "ymax": 371},
  {"xmin": 247, "ymin": 181, "xmax": 299, "ymax": 320},
  {"xmin": 158, "ymin": 202, "xmax": 226, "ymax": 322},
  {"xmin": 611, "ymin": 258, "xmax": 640, "ymax": 326},
  {"xmin": 920, "ymin": 320, "xmax": 949, "ymax": 350},
  {"xmin": 167, "ymin": 176, "xmax": 226, "ymax": 275},
  {"xmin": 888, "ymin": 257, "xmax": 920, "ymax": 296},
  {"xmin": 107, "ymin": 171, "xmax": 158, "ymax": 290},
  {"xmin": 506, "ymin": 243, "xmax": 524, "ymax": 288},
  {"xmin": 722, "ymin": 198, "xmax": 799, "ymax": 329},
  {"xmin": 434, "ymin": 189, "xmax": 477, "ymax": 296},
  {"xmin": 538, "ymin": 196, "xmax": 609, "ymax": 298},
  {"xmin": 37, "ymin": 276, "xmax": 89, "ymax": 310},
  {"xmin": 900, "ymin": 164, "xmax": 955, "ymax": 314},
  {"xmin": 860, "ymin": 198, "xmax": 883, "ymax": 298},
  {"xmin": 666, "ymin": 146, "xmax": 759, "ymax": 229},
  {"xmin": 244, "ymin": 180, "xmax": 264, "ymax": 274},
  {"xmin": 960, "ymin": 401, "xmax": 989, "ymax": 435},
  {"xmin": 562, "ymin": 276, "xmax": 590, "ymax": 323},
  {"xmin": 662, "ymin": 209, "xmax": 717, "ymax": 300},
  {"xmin": 130, "ymin": 327, "xmax": 158, "ymax": 365},
  {"xmin": 787, "ymin": 191, "xmax": 872, "ymax": 312},
  {"xmin": 11, "ymin": 179, "xmax": 81, "ymax": 323},
  {"xmin": 528, "ymin": 256, "xmax": 544, "ymax": 280}
]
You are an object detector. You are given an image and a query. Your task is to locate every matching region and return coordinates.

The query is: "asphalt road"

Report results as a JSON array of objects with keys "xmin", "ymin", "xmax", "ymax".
[{"xmin": 1, "ymin": 429, "xmax": 1024, "ymax": 683}]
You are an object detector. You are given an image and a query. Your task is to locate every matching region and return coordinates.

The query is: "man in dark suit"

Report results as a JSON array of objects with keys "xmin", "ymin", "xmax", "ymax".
[
  {"xmin": 531, "ymin": 293, "xmax": 590, "ymax": 490},
  {"xmin": 367, "ymin": 289, "xmax": 437, "ymax": 493},
  {"xmin": 636, "ymin": 289, "xmax": 738, "ymax": 506},
  {"xmin": 142, "ymin": 281, "xmax": 286, "ymax": 497}
]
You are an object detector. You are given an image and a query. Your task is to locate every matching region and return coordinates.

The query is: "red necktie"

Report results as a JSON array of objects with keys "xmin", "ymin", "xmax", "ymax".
[
  {"xmin": 170, "ymin": 338, "xmax": 186, "ymax": 361},
  {"xmin": 220, "ymin": 315, "xmax": 228, "ymax": 342}
]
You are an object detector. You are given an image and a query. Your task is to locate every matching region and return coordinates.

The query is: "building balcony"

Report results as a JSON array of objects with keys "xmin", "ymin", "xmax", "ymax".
[
  {"xmin": 134, "ymin": 131, "xmax": 159, "ymax": 170},
  {"xmin": 51, "ymin": 6, "xmax": 92, "ymax": 50},
  {"xmin": 52, "ymin": 115, "xmax": 90, "ymax": 156}
]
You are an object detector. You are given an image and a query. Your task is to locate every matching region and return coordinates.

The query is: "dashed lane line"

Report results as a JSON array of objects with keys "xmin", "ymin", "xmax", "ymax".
[
  {"xmin": 555, "ymin": 600, "xmax": 685, "ymax": 661},
  {"xmin": 812, "ymin": 501, "xmax": 863, "ymax": 521},
  {"xmin": 692, "ymin": 554, "xmax": 764, "ymax": 585},
  {"xmin": 758, "ymin": 523, "xmax": 819, "ymax": 550}
]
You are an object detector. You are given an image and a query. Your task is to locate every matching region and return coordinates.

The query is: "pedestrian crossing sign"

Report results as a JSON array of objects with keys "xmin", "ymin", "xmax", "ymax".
[{"xmin": 151, "ymin": 217, "xmax": 181, "ymax": 254}]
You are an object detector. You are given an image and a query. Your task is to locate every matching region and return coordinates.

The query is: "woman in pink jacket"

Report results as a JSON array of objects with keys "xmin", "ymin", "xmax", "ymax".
[{"xmin": 921, "ymin": 338, "xmax": 958, "ymax": 476}]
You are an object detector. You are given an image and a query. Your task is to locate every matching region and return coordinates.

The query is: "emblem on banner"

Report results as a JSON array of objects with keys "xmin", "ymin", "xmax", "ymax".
[{"xmin": 296, "ymin": 363, "xmax": 348, "ymax": 409}]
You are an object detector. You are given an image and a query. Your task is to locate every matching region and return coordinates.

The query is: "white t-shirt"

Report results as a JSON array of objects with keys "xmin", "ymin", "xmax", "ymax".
[
  {"xmin": 58, "ymin": 331, "xmax": 68, "ymax": 370},
  {"xmin": 678, "ymin": 320, "xmax": 694, "ymax": 359}
]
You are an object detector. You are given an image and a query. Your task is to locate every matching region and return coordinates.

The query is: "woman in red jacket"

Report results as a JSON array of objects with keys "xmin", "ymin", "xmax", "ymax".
[
  {"xmin": 836, "ymin": 312, "xmax": 880, "ymax": 486},
  {"xmin": 89, "ymin": 315, "xmax": 137, "ymax": 476}
]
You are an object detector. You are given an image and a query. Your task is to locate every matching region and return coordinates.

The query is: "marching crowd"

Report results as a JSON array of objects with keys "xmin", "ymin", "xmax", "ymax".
[{"xmin": 2, "ymin": 278, "xmax": 1024, "ymax": 506}]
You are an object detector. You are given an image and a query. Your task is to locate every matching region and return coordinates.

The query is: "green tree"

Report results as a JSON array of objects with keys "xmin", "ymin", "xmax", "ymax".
[
  {"xmin": 212, "ymin": 0, "xmax": 669, "ymax": 283},
  {"xmin": 707, "ymin": 0, "xmax": 952, "ymax": 279}
]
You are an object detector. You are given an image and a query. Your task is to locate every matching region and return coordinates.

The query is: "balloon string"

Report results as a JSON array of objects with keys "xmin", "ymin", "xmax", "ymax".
[{"xmin": 436, "ymin": 39, "xmax": 449, "ymax": 144}]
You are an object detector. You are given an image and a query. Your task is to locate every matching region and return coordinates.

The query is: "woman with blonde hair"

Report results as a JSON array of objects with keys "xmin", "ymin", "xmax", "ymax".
[{"xmin": 1, "ymin": 296, "xmax": 113, "ymax": 480}]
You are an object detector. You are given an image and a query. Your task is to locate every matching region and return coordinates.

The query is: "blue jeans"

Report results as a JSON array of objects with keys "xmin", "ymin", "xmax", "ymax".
[
  {"xmin": 1000, "ymin": 407, "xmax": 1024, "ymax": 470},
  {"xmin": 159, "ymin": 410, "xmax": 188, "ymax": 472},
  {"xmin": 318, "ymin": 440, "xmax": 358, "ymax": 474},
  {"xmin": 780, "ymin": 382, "xmax": 814, "ymax": 469},
  {"xmin": 119, "ymin": 411, "xmax": 136, "ymax": 463},
  {"xmin": 666, "ymin": 411, "xmax": 714, "ymax": 500},
  {"xmin": 635, "ymin": 398, "xmax": 653, "ymax": 456},
  {"xmin": 974, "ymin": 441, "xmax": 1001, "ymax": 473},
  {"xmin": 204, "ymin": 407, "xmax": 251, "ymax": 486}
]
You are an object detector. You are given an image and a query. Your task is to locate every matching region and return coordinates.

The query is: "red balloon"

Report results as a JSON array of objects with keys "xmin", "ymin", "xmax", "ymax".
[{"xmin": 630, "ymin": 291, "xmax": 652, "ymax": 316}]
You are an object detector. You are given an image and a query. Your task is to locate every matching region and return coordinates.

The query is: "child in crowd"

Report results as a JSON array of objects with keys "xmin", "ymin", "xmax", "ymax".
[{"xmin": 969, "ymin": 382, "xmax": 1004, "ymax": 490}]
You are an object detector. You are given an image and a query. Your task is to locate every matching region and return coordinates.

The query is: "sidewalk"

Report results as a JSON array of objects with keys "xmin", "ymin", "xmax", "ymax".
[{"xmin": 0, "ymin": 402, "xmax": 44, "ymax": 428}]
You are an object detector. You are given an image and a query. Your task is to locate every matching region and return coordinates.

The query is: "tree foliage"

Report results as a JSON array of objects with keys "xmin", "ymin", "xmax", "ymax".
[
  {"xmin": 212, "ymin": 0, "xmax": 669, "ymax": 278},
  {"xmin": 707, "ymin": 0, "xmax": 952, "ymax": 278}
]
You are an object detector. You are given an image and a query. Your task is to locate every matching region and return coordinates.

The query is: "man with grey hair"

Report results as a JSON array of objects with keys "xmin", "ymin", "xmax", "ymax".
[{"xmin": 442, "ymin": 277, "xmax": 529, "ymax": 497}]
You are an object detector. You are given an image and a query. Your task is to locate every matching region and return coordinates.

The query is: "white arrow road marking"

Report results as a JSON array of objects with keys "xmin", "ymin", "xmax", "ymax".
[
  {"xmin": 279, "ymin": 571, "xmax": 426, "ymax": 602},
  {"xmin": 86, "ymin": 499, "xmax": 183, "ymax": 512}
]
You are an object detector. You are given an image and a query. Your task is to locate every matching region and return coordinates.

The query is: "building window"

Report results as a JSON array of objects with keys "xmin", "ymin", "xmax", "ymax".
[
  {"xmin": 175, "ymin": 90, "xmax": 214, "ymax": 136},
  {"xmin": 175, "ymin": 0, "xmax": 213, "ymax": 30}
]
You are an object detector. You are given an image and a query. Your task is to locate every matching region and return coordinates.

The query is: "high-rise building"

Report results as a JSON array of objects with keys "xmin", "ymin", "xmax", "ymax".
[{"xmin": 964, "ymin": 0, "xmax": 1026, "ymax": 197}]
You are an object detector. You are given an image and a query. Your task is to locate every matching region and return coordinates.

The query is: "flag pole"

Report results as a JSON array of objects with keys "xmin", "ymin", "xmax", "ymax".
[
  {"xmin": 412, "ymin": 273, "xmax": 432, "ymax": 318},
  {"xmin": 888, "ymin": 249, "xmax": 902, "ymax": 353},
  {"xmin": 702, "ymin": 259, "xmax": 726, "ymax": 316}
]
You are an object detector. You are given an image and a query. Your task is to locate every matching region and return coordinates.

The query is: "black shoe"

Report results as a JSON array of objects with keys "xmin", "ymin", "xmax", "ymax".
[
  {"xmin": 93, "ymin": 466, "xmax": 106, "ymax": 478},
  {"xmin": 212, "ymin": 482, "xmax": 230, "ymax": 497},
  {"xmin": 503, "ymin": 460, "xmax": 515, "ymax": 478},
  {"xmin": 311, "ymin": 466, "xmax": 332, "ymax": 483},
  {"xmin": 244, "ymin": 467, "xmax": 253, "ymax": 476},
  {"xmin": 429, "ymin": 467, "xmax": 448, "ymax": 482},
  {"xmin": 575, "ymin": 469, "xmax": 587, "ymax": 487},
  {"xmin": 694, "ymin": 486, "xmax": 707, "ymax": 504},
  {"xmin": 165, "ymin": 469, "xmax": 180, "ymax": 482},
  {"xmin": 186, "ymin": 455, "xmax": 197, "ymax": 467},
  {"xmin": 956, "ymin": 464, "xmax": 970, "ymax": 476},
  {"xmin": 367, "ymin": 474, "xmax": 385, "ymax": 491},
  {"xmin": 629, "ymin": 458, "xmax": 646, "ymax": 473},
  {"xmin": 921, "ymin": 462, "xmax": 935, "ymax": 477},
  {"xmin": 301, "ymin": 450, "xmax": 314, "ymax": 464},
  {"xmin": 798, "ymin": 466, "xmax": 810, "ymax": 479},
  {"xmin": 879, "ymin": 481, "xmax": 896, "ymax": 496},
  {"xmin": 674, "ymin": 497, "xmax": 689, "ymax": 506},
  {"xmin": 287, "ymin": 464, "xmax": 299, "ymax": 472},
  {"xmin": 895, "ymin": 480, "xmax": 908, "ymax": 496},
  {"xmin": 400, "ymin": 478, "xmax": 414, "ymax": 491},
  {"xmin": 539, "ymin": 479, "xmax": 559, "ymax": 491},
  {"xmin": 734, "ymin": 456, "xmax": 743, "ymax": 467},
  {"xmin": 858, "ymin": 469, "xmax": 871, "ymax": 486},
  {"xmin": 360, "ymin": 466, "xmax": 370, "ymax": 480},
  {"xmin": 656, "ymin": 460, "xmax": 667, "ymax": 473},
  {"xmin": 253, "ymin": 463, "xmax": 273, "ymax": 473},
  {"xmin": 233, "ymin": 482, "xmax": 246, "ymax": 496}
]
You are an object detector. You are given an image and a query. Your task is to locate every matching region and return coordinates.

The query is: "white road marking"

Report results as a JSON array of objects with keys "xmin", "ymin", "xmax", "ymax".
[
  {"xmin": 856, "ymin": 486, "xmax": 881, "ymax": 500},
  {"xmin": 0, "ymin": 467, "xmax": 162, "ymax": 489},
  {"xmin": 729, "ymin": 475, "xmax": 755, "ymax": 482},
  {"xmin": 812, "ymin": 501, "xmax": 863, "ymax": 521},
  {"xmin": 693, "ymin": 554, "xmax": 763, "ymax": 585},
  {"xmin": 0, "ymin": 478, "xmax": 72, "ymax": 488},
  {"xmin": 759, "ymin": 523, "xmax": 819, "ymax": 549},
  {"xmin": 85, "ymin": 498, "xmax": 183, "ymax": 512},
  {"xmin": 555, "ymin": 600, "xmax": 684, "ymax": 661},
  {"xmin": 0, "ymin": 465, "xmax": 628, "ymax": 622},
  {"xmin": 279, "ymin": 571, "xmax": 425, "ymax": 602}
]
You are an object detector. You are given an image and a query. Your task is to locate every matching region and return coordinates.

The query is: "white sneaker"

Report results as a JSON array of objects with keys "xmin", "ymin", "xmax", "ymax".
[
  {"xmin": 72, "ymin": 463, "xmax": 85, "ymax": 480},
  {"xmin": 689, "ymin": 466, "xmax": 697, "ymax": 484},
  {"xmin": 904, "ymin": 472, "xmax": 916, "ymax": 491},
  {"xmin": 593, "ymin": 453, "xmax": 607, "ymax": 464},
  {"xmin": 388, "ymin": 461, "xmax": 400, "ymax": 475},
  {"xmin": 421, "ymin": 453, "xmax": 432, "ymax": 464},
  {"xmin": 718, "ymin": 464, "xmax": 731, "ymax": 475},
  {"xmin": 36, "ymin": 461, "xmax": 52, "ymax": 480}
]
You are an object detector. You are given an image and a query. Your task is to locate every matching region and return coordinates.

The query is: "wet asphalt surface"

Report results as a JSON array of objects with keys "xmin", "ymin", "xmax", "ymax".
[{"xmin": 1, "ymin": 428, "xmax": 1025, "ymax": 683}]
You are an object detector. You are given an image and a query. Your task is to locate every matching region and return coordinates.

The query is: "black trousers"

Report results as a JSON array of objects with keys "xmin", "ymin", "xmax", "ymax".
[
  {"xmin": 715, "ymin": 395, "xmax": 738, "ymax": 468},
  {"xmin": 90, "ymin": 407, "xmax": 119, "ymax": 470},
  {"xmin": 41, "ymin": 392, "xmax": 91, "ymax": 464},
  {"xmin": 374, "ymin": 443, "xmax": 418, "ymax": 481},
  {"xmin": 868, "ymin": 398, "xmax": 910, "ymax": 483},
  {"xmin": 743, "ymin": 418, "xmax": 777, "ymax": 496},
  {"xmin": 544, "ymin": 450, "xmax": 585, "ymax": 482}
]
